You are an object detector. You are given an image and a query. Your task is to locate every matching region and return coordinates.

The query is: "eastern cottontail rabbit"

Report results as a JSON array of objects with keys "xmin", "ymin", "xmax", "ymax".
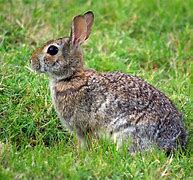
[{"xmin": 30, "ymin": 11, "xmax": 187, "ymax": 152}]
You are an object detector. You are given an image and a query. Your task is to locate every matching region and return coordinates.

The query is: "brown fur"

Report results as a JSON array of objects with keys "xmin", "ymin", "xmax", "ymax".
[{"xmin": 30, "ymin": 11, "xmax": 187, "ymax": 152}]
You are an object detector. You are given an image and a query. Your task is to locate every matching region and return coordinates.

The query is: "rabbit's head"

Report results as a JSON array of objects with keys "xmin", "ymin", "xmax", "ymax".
[{"xmin": 30, "ymin": 11, "xmax": 94, "ymax": 80}]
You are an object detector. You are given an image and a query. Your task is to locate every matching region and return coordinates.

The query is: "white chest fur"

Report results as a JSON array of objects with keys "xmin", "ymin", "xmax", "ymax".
[{"xmin": 49, "ymin": 79, "xmax": 56, "ymax": 109}]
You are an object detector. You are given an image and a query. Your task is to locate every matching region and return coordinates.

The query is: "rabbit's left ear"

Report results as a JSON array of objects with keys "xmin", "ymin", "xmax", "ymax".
[
  {"xmin": 70, "ymin": 15, "xmax": 87, "ymax": 46},
  {"xmin": 70, "ymin": 11, "xmax": 94, "ymax": 46}
]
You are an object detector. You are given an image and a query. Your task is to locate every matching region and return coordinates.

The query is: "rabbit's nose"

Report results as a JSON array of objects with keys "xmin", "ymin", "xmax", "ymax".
[{"xmin": 31, "ymin": 58, "xmax": 40, "ymax": 71}]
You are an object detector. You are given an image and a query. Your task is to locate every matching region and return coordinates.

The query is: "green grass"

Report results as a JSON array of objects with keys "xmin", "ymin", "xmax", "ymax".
[{"xmin": 0, "ymin": 0, "xmax": 193, "ymax": 179}]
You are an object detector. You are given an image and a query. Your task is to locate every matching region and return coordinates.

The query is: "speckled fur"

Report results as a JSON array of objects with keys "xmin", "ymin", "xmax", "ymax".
[{"xmin": 30, "ymin": 11, "xmax": 187, "ymax": 152}]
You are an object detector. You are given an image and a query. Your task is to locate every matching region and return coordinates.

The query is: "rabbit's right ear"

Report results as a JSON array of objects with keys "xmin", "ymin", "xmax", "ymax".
[{"xmin": 83, "ymin": 11, "xmax": 94, "ymax": 40}]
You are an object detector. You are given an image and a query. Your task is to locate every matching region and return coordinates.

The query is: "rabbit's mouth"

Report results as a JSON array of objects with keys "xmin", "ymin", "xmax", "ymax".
[{"xmin": 30, "ymin": 59, "xmax": 40, "ymax": 71}]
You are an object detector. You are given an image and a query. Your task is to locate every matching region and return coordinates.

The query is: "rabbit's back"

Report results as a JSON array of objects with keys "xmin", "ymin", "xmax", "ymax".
[{"xmin": 86, "ymin": 72, "xmax": 174, "ymax": 122}]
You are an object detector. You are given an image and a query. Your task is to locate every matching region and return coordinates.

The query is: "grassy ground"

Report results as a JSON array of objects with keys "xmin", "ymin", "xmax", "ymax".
[{"xmin": 0, "ymin": 0, "xmax": 193, "ymax": 179}]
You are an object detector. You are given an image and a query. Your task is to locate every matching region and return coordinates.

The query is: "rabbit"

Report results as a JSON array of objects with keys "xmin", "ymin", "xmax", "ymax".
[{"xmin": 30, "ymin": 11, "xmax": 187, "ymax": 152}]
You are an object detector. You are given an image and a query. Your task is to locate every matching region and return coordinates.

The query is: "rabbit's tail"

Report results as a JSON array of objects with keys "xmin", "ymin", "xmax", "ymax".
[{"xmin": 156, "ymin": 122, "xmax": 187, "ymax": 152}]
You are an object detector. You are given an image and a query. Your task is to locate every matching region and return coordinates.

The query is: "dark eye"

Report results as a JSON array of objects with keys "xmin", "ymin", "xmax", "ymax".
[{"xmin": 47, "ymin": 45, "xmax": 59, "ymax": 56}]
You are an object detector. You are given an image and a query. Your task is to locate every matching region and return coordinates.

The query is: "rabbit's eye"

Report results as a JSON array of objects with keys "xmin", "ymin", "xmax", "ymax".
[{"xmin": 47, "ymin": 45, "xmax": 59, "ymax": 56}]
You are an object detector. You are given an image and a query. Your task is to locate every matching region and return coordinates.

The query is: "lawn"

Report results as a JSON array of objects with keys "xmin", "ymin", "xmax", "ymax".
[{"xmin": 0, "ymin": 0, "xmax": 193, "ymax": 179}]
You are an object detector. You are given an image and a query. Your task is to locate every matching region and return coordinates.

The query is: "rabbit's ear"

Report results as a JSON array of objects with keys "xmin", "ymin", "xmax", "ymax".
[
  {"xmin": 70, "ymin": 15, "xmax": 87, "ymax": 46},
  {"xmin": 84, "ymin": 11, "xmax": 94, "ymax": 40}
]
